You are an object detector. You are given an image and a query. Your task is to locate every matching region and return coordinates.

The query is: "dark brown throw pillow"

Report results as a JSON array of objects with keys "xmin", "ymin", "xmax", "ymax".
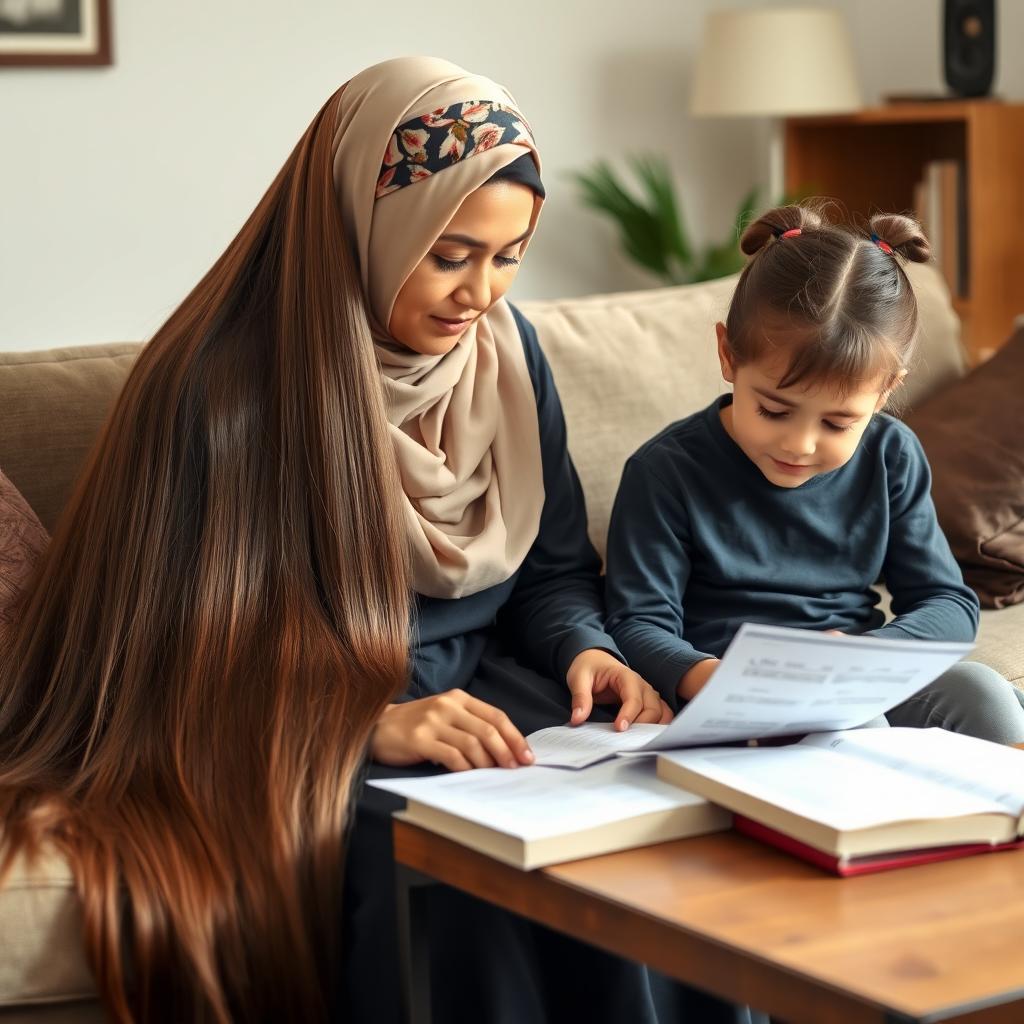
[
  {"xmin": 0, "ymin": 468, "xmax": 49, "ymax": 646},
  {"xmin": 905, "ymin": 327, "xmax": 1024, "ymax": 608}
]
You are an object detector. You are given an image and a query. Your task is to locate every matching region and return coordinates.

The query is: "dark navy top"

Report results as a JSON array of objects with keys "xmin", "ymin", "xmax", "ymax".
[
  {"xmin": 605, "ymin": 395, "xmax": 980, "ymax": 705},
  {"xmin": 407, "ymin": 306, "xmax": 620, "ymax": 698}
]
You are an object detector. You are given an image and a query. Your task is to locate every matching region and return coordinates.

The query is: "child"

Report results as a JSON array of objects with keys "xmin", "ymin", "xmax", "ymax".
[{"xmin": 605, "ymin": 204, "xmax": 1024, "ymax": 743}]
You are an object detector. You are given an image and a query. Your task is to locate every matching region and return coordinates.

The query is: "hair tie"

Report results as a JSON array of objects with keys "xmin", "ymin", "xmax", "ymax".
[
  {"xmin": 870, "ymin": 232, "xmax": 894, "ymax": 255},
  {"xmin": 773, "ymin": 227, "xmax": 802, "ymax": 240}
]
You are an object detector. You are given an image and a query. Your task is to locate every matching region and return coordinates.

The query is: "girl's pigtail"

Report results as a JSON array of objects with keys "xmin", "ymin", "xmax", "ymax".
[
  {"xmin": 739, "ymin": 203, "xmax": 825, "ymax": 256},
  {"xmin": 869, "ymin": 212, "xmax": 931, "ymax": 263}
]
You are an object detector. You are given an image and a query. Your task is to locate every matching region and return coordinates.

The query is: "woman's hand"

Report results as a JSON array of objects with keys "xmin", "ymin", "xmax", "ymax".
[
  {"xmin": 566, "ymin": 649, "xmax": 673, "ymax": 731},
  {"xmin": 370, "ymin": 691, "xmax": 535, "ymax": 772},
  {"xmin": 677, "ymin": 657, "xmax": 721, "ymax": 701}
]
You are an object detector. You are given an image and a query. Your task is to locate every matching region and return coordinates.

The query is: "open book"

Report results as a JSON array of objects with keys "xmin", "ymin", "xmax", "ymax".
[
  {"xmin": 371, "ymin": 757, "xmax": 730, "ymax": 869},
  {"xmin": 371, "ymin": 626, "xmax": 971, "ymax": 870},
  {"xmin": 656, "ymin": 727, "xmax": 1024, "ymax": 875},
  {"xmin": 527, "ymin": 624, "xmax": 973, "ymax": 769}
]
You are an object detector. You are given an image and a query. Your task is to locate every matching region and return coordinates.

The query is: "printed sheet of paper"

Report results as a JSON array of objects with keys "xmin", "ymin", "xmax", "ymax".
[
  {"xmin": 370, "ymin": 757, "xmax": 706, "ymax": 841},
  {"xmin": 527, "ymin": 722, "xmax": 664, "ymax": 768},
  {"xmin": 639, "ymin": 624, "xmax": 973, "ymax": 749}
]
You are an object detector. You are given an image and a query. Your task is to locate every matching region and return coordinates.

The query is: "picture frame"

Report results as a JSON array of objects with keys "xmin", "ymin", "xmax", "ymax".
[{"xmin": 0, "ymin": 0, "xmax": 112, "ymax": 67}]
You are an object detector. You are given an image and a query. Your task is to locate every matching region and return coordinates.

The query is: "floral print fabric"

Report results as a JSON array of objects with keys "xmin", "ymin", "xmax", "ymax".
[{"xmin": 376, "ymin": 101, "xmax": 533, "ymax": 199}]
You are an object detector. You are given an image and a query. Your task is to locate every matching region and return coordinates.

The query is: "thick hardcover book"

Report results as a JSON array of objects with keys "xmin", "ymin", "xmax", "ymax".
[
  {"xmin": 372, "ymin": 757, "xmax": 730, "ymax": 870},
  {"xmin": 733, "ymin": 814, "xmax": 1024, "ymax": 876},
  {"xmin": 657, "ymin": 728, "xmax": 1024, "ymax": 874}
]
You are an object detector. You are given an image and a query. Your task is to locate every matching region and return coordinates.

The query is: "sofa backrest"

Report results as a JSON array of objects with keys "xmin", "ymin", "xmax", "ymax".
[
  {"xmin": 0, "ymin": 263, "xmax": 964, "ymax": 548},
  {"xmin": 521, "ymin": 261, "xmax": 966, "ymax": 559},
  {"xmin": 0, "ymin": 344, "xmax": 142, "ymax": 532}
]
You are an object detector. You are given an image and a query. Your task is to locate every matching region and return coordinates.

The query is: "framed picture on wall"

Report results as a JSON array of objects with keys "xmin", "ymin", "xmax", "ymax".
[{"xmin": 0, "ymin": 0, "xmax": 112, "ymax": 66}]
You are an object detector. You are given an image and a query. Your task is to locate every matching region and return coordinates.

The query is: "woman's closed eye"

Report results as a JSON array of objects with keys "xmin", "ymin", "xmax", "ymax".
[{"xmin": 430, "ymin": 253, "xmax": 521, "ymax": 273}]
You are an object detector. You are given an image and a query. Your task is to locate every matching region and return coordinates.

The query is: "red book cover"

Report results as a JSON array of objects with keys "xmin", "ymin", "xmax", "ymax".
[{"xmin": 733, "ymin": 814, "xmax": 1024, "ymax": 877}]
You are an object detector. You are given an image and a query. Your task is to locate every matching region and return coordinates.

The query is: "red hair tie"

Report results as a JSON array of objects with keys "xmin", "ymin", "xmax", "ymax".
[
  {"xmin": 779, "ymin": 228, "xmax": 802, "ymax": 239},
  {"xmin": 870, "ymin": 232, "xmax": 894, "ymax": 255}
]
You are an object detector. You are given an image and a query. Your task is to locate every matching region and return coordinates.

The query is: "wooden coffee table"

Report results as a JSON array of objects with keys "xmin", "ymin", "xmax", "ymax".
[{"xmin": 394, "ymin": 820, "xmax": 1024, "ymax": 1024}]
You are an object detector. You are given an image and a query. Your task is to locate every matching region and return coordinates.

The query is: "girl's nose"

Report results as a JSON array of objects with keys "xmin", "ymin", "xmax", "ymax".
[{"xmin": 781, "ymin": 426, "xmax": 816, "ymax": 456}]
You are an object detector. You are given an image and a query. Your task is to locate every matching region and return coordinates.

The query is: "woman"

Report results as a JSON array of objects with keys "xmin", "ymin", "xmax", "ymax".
[
  {"xmin": 332, "ymin": 57, "xmax": 731, "ymax": 1024},
  {"xmin": 0, "ymin": 57, "xmax": 737, "ymax": 1023}
]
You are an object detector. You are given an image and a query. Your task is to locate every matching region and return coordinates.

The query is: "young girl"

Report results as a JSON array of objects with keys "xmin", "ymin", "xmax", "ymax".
[{"xmin": 605, "ymin": 204, "xmax": 1024, "ymax": 742}]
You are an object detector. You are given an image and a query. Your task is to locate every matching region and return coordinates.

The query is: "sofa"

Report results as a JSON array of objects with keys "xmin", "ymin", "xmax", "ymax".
[{"xmin": 0, "ymin": 261, "xmax": 1020, "ymax": 1018}]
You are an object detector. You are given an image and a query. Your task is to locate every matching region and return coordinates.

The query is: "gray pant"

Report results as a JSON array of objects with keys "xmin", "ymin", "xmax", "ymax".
[{"xmin": 881, "ymin": 661, "xmax": 1024, "ymax": 744}]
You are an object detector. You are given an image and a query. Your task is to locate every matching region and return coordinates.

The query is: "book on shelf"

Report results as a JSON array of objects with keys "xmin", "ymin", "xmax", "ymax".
[
  {"xmin": 372, "ymin": 757, "xmax": 731, "ymax": 870},
  {"xmin": 372, "ymin": 625, "xmax": 972, "ymax": 870},
  {"xmin": 656, "ymin": 727, "xmax": 1024, "ymax": 876},
  {"xmin": 913, "ymin": 158, "xmax": 967, "ymax": 298}
]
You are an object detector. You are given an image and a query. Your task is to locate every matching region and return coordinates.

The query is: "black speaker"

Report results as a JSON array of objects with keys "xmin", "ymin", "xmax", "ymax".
[{"xmin": 944, "ymin": 0, "xmax": 996, "ymax": 97}]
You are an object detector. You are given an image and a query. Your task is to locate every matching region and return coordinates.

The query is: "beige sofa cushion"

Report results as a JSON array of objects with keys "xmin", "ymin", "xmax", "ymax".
[
  {"xmin": 520, "ymin": 261, "xmax": 966, "ymax": 561},
  {"xmin": 0, "ymin": 848, "xmax": 93, "ymax": 1007},
  {"xmin": 0, "ymin": 344, "xmax": 142, "ymax": 533},
  {"xmin": 519, "ymin": 277, "xmax": 734, "ymax": 559},
  {"xmin": 976, "ymin": 602, "xmax": 1024, "ymax": 687}
]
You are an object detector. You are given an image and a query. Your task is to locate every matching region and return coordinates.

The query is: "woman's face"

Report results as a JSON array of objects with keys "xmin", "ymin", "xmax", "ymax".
[{"xmin": 388, "ymin": 181, "xmax": 535, "ymax": 356}]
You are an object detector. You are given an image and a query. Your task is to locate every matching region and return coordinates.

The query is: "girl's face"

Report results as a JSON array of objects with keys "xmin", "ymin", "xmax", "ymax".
[
  {"xmin": 388, "ymin": 181, "xmax": 536, "ymax": 356},
  {"xmin": 716, "ymin": 323, "xmax": 889, "ymax": 489}
]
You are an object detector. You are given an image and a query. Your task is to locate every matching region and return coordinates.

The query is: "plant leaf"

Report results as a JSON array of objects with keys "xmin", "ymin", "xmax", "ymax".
[
  {"xmin": 630, "ymin": 154, "xmax": 692, "ymax": 274},
  {"xmin": 569, "ymin": 161, "xmax": 675, "ymax": 279}
]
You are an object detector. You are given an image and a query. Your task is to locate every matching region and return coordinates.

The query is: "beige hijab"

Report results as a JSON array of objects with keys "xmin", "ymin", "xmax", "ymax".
[{"xmin": 331, "ymin": 57, "xmax": 545, "ymax": 600}]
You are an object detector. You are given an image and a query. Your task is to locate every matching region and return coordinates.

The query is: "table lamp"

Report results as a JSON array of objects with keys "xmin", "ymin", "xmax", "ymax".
[{"xmin": 691, "ymin": 6, "xmax": 863, "ymax": 202}]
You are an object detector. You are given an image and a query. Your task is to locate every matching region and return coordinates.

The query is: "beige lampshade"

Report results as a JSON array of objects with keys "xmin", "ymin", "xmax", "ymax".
[{"xmin": 691, "ymin": 7, "xmax": 862, "ymax": 117}]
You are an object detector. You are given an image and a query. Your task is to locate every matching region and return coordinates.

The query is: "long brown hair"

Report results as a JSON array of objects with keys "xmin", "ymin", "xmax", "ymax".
[
  {"xmin": 0, "ymin": 86, "xmax": 410, "ymax": 1021},
  {"xmin": 726, "ymin": 203, "xmax": 931, "ymax": 395}
]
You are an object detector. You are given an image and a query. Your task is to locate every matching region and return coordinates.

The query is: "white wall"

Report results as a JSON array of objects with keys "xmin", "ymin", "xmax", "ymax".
[
  {"xmin": 1, "ymin": 0, "xmax": 768, "ymax": 349},
  {"xmin": 1, "ymin": 0, "xmax": 1019, "ymax": 351}
]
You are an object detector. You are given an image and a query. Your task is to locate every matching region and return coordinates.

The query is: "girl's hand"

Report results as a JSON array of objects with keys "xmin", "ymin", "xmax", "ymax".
[
  {"xmin": 370, "ymin": 691, "xmax": 535, "ymax": 772},
  {"xmin": 677, "ymin": 658, "xmax": 721, "ymax": 701},
  {"xmin": 566, "ymin": 649, "xmax": 673, "ymax": 731}
]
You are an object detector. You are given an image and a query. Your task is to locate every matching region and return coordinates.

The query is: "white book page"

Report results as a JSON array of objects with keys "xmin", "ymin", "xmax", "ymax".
[
  {"xmin": 641, "ymin": 624, "xmax": 972, "ymax": 749},
  {"xmin": 798, "ymin": 727, "xmax": 1024, "ymax": 817},
  {"xmin": 370, "ymin": 758, "xmax": 706, "ymax": 841},
  {"xmin": 659, "ymin": 744, "xmax": 1007, "ymax": 831},
  {"xmin": 526, "ymin": 722, "xmax": 665, "ymax": 768}
]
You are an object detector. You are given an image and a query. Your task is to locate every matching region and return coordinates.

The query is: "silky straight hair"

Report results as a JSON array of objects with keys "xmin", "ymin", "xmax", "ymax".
[{"xmin": 0, "ymin": 87, "xmax": 410, "ymax": 1022}]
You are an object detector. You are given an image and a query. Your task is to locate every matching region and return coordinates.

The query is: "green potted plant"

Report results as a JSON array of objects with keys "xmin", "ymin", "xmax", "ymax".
[{"xmin": 569, "ymin": 154, "xmax": 774, "ymax": 286}]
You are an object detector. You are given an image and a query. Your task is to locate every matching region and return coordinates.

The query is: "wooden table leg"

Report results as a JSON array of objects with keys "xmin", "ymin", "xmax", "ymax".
[{"xmin": 395, "ymin": 864, "xmax": 433, "ymax": 1024}]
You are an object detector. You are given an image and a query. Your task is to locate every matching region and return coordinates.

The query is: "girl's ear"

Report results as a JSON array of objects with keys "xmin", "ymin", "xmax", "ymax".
[
  {"xmin": 874, "ymin": 368, "xmax": 909, "ymax": 412},
  {"xmin": 716, "ymin": 322, "xmax": 736, "ymax": 384}
]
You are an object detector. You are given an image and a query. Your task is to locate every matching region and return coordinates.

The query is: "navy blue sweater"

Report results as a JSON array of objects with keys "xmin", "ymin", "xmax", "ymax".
[
  {"xmin": 408, "ymin": 307, "xmax": 619, "ymax": 698},
  {"xmin": 605, "ymin": 395, "xmax": 980, "ymax": 705}
]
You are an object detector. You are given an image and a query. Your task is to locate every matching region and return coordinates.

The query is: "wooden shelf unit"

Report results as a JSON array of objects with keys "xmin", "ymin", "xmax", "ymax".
[{"xmin": 784, "ymin": 101, "xmax": 1024, "ymax": 363}]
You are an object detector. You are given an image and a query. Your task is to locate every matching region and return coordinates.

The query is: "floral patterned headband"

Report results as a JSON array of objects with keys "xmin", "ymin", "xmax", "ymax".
[{"xmin": 376, "ymin": 100, "xmax": 534, "ymax": 199}]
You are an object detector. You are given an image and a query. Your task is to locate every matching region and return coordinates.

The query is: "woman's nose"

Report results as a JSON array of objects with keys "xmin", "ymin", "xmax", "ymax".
[{"xmin": 453, "ymin": 265, "xmax": 494, "ymax": 312}]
